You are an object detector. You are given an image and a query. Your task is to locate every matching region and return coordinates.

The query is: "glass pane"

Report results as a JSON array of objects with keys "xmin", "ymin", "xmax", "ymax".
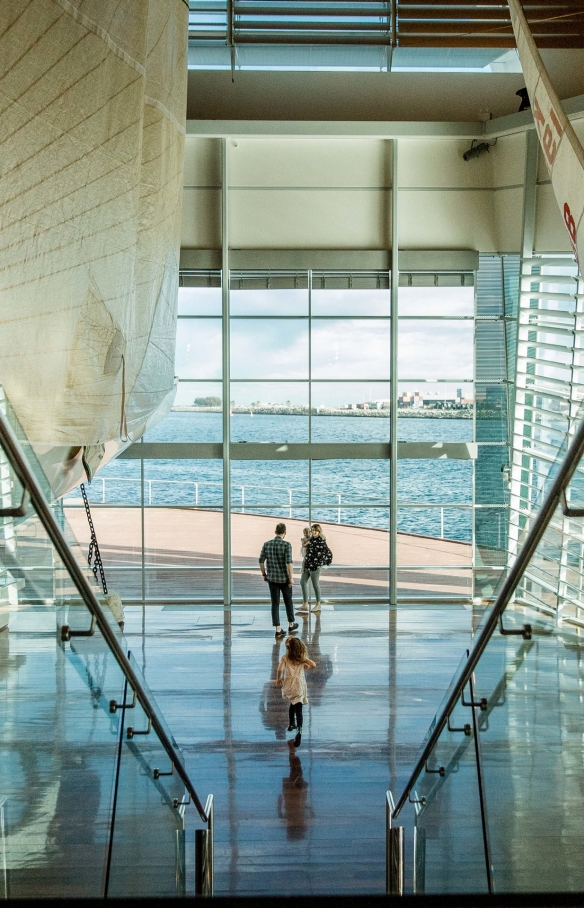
[
  {"xmin": 232, "ymin": 510, "xmax": 309, "ymax": 600},
  {"xmin": 142, "ymin": 459, "xmax": 222, "ymax": 601},
  {"xmin": 106, "ymin": 659, "xmax": 186, "ymax": 897},
  {"xmin": 178, "ymin": 286, "xmax": 221, "ymax": 315},
  {"xmin": 414, "ymin": 726, "xmax": 488, "ymax": 894},
  {"xmin": 176, "ymin": 319, "xmax": 222, "ymax": 379},
  {"xmin": 475, "ymin": 383, "xmax": 508, "ymax": 443},
  {"xmin": 303, "ymin": 508, "xmax": 389, "ymax": 600},
  {"xmin": 64, "ymin": 504, "xmax": 142, "ymax": 601},
  {"xmin": 397, "ymin": 566, "xmax": 472, "ymax": 599},
  {"xmin": 398, "ymin": 321, "xmax": 473, "ymax": 380},
  {"xmin": 147, "ymin": 386, "xmax": 223, "ymax": 442},
  {"xmin": 144, "ymin": 504, "xmax": 223, "ymax": 602},
  {"xmin": 231, "ymin": 460, "xmax": 309, "ymax": 512},
  {"xmin": 310, "ymin": 458, "xmax": 389, "ymax": 511},
  {"xmin": 311, "ymin": 319, "xmax": 390, "ymax": 379},
  {"xmin": 1, "ymin": 504, "xmax": 122, "ymax": 896},
  {"xmin": 397, "ymin": 382, "xmax": 473, "ymax": 420},
  {"xmin": 231, "ymin": 319, "xmax": 308, "ymax": 379},
  {"xmin": 472, "ymin": 612, "xmax": 584, "ymax": 893},
  {"xmin": 397, "ymin": 506, "xmax": 472, "ymax": 544},
  {"xmin": 398, "ymin": 460, "xmax": 473, "ymax": 508},
  {"xmin": 230, "ymin": 382, "xmax": 309, "ymax": 442},
  {"xmin": 143, "ymin": 459, "xmax": 223, "ymax": 508},
  {"xmin": 399, "ymin": 286, "xmax": 474, "ymax": 316},
  {"xmin": 311, "ymin": 287, "xmax": 390, "ymax": 316},
  {"xmin": 65, "ymin": 459, "xmax": 141, "ymax": 506},
  {"xmin": 230, "ymin": 287, "xmax": 308, "ymax": 316},
  {"xmin": 310, "ymin": 382, "xmax": 391, "ymax": 442}
]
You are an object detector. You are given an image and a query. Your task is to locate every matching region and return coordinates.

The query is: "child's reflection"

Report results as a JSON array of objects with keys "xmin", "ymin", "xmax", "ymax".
[
  {"xmin": 277, "ymin": 741, "xmax": 313, "ymax": 840},
  {"xmin": 259, "ymin": 638, "xmax": 288, "ymax": 739}
]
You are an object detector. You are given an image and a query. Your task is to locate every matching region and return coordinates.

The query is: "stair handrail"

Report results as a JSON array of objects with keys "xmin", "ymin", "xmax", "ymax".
[
  {"xmin": 392, "ymin": 412, "xmax": 584, "ymax": 820},
  {"xmin": 0, "ymin": 410, "xmax": 211, "ymax": 824}
]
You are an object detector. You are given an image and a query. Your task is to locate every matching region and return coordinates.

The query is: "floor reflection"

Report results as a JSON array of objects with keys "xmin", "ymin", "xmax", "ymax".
[
  {"xmin": 278, "ymin": 741, "xmax": 312, "ymax": 841},
  {"xmin": 259, "ymin": 638, "xmax": 287, "ymax": 740},
  {"xmin": 301, "ymin": 615, "xmax": 333, "ymax": 707},
  {"xmin": 120, "ymin": 602, "xmax": 473, "ymax": 896}
]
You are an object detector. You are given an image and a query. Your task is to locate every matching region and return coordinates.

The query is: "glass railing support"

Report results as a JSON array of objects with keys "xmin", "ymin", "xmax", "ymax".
[
  {"xmin": 392, "ymin": 411, "xmax": 584, "ymax": 821},
  {"xmin": 447, "ymin": 714, "xmax": 471, "ymax": 735},
  {"xmin": 386, "ymin": 791, "xmax": 404, "ymax": 895},
  {"xmin": 0, "ymin": 409, "xmax": 213, "ymax": 829},
  {"xmin": 0, "ymin": 487, "xmax": 29, "ymax": 518},
  {"xmin": 61, "ymin": 612, "xmax": 96, "ymax": 640}
]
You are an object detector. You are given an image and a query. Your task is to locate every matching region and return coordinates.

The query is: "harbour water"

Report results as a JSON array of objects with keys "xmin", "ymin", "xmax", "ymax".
[{"xmin": 79, "ymin": 413, "xmax": 474, "ymax": 541}]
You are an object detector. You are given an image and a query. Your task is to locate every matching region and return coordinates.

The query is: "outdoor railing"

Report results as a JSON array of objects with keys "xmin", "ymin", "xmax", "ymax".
[{"xmin": 65, "ymin": 476, "xmax": 485, "ymax": 538}]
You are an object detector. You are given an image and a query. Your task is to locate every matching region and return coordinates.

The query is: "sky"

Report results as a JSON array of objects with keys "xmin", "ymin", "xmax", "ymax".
[{"xmin": 175, "ymin": 286, "xmax": 475, "ymax": 407}]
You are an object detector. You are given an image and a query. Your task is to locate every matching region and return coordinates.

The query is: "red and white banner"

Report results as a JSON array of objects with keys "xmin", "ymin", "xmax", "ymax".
[{"xmin": 508, "ymin": 0, "xmax": 584, "ymax": 273}]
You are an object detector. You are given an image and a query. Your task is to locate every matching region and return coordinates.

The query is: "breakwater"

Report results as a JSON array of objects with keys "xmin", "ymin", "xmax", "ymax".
[{"xmin": 173, "ymin": 406, "xmax": 472, "ymax": 418}]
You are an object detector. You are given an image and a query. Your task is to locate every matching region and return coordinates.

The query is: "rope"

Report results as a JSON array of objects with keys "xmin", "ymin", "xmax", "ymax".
[{"xmin": 80, "ymin": 482, "xmax": 108, "ymax": 595}]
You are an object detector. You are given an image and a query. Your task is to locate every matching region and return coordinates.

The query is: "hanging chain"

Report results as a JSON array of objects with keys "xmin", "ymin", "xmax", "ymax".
[{"xmin": 80, "ymin": 483, "xmax": 108, "ymax": 595}]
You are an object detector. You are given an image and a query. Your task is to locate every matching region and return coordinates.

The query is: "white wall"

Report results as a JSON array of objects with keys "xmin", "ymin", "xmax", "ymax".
[{"xmin": 181, "ymin": 127, "xmax": 576, "ymax": 255}]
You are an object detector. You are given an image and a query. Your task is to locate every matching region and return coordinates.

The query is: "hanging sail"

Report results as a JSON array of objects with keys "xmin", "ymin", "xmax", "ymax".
[
  {"xmin": 0, "ymin": 0, "xmax": 188, "ymax": 495},
  {"xmin": 507, "ymin": 0, "xmax": 584, "ymax": 274}
]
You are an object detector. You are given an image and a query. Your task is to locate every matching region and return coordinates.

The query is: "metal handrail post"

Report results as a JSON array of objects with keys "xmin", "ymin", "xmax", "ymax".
[
  {"xmin": 469, "ymin": 672, "xmax": 494, "ymax": 893},
  {"xmin": 195, "ymin": 794, "xmax": 214, "ymax": 896},
  {"xmin": 207, "ymin": 793, "xmax": 214, "ymax": 895},
  {"xmin": 0, "ymin": 410, "xmax": 211, "ymax": 824},
  {"xmin": 393, "ymin": 410, "xmax": 584, "ymax": 819},
  {"xmin": 386, "ymin": 790, "xmax": 404, "ymax": 895}
]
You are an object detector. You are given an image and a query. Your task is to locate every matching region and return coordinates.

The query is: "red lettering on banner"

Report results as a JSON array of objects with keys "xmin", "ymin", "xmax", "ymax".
[
  {"xmin": 564, "ymin": 203, "xmax": 580, "ymax": 266},
  {"xmin": 533, "ymin": 98, "xmax": 546, "ymax": 130},
  {"xmin": 542, "ymin": 124, "xmax": 558, "ymax": 165},
  {"xmin": 532, "ymin": 97, "xmax": 563, "ymax": 166},
  {"xmin": 549, "ymin": 107, "xmax": 564, "ymax": 138}
]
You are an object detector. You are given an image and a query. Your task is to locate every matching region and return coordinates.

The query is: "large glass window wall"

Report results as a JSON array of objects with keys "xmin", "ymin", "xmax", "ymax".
[
  {"xmin": 510, "ymin": 254, "xmax": 584, "ymax": 625},
  {"xmin": 64, "ymin": 262, "xmax": 513, "ymax": 605}
]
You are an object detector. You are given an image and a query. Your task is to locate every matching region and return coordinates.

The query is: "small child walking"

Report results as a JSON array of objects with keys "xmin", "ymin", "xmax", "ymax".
[{"xmin": 277, "ymin": 636, "xmax": 316, "ymax": 748}]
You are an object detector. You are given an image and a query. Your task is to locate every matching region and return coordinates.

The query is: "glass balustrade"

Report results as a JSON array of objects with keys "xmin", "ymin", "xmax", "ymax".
[
  {"xmin": 0, "ymin": 389, "xmax": 210, "ymax": 898},
  {"xmin": 391, "ymin": 403, "xmax": 584, "ymax": 895}
]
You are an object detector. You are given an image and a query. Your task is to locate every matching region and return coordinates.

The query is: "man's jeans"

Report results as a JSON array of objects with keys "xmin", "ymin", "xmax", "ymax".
[{"xmin": 269, "ymin": 580, "xmax": 294, "ymax": 627}]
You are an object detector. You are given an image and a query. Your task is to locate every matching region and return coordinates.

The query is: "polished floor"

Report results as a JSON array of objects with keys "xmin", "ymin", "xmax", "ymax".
[
  {"xmin": 5, "ymin": 597, "xmax": 584, "ymax": 896},
  {"xmin": 120, "ymin": 602, "xmax": 474, "ymax": 895}
]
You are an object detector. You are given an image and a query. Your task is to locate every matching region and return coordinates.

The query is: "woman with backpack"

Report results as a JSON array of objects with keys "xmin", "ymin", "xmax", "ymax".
[{"xmin": 298, "ymin": 524, "xmax": 332, "ymax": 614}]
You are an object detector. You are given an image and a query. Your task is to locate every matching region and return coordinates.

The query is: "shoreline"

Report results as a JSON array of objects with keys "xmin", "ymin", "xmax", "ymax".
[{"xmin": 173, "ymin": 406, "xmax": 473, "ymax": 419}]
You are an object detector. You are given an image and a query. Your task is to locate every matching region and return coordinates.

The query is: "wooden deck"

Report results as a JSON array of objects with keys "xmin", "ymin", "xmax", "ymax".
[{"xmin": 65, "ymin": 508, "xmax": 472, "ymax": 600}]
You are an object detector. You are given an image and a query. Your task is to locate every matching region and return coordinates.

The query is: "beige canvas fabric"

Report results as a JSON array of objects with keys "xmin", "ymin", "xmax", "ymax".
[
  {"xmin": 508, "ymin": 0, "xmax": 584, "ymax": 275},
  {"xmin": 0, "ymin": 1, "xmax": 188, "ymax": 460}
]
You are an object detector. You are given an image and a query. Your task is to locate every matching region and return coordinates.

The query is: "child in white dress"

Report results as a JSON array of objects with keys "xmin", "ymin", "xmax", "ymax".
[{"xmin": 276, "ymin": 636, "xmax": 316, "ymax": 748}]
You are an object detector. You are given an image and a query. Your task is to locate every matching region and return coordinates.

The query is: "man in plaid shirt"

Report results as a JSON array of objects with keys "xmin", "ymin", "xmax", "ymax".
[{"xmin": 259, "ymin": 523, "xmax": 298, "ymax": 638}]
